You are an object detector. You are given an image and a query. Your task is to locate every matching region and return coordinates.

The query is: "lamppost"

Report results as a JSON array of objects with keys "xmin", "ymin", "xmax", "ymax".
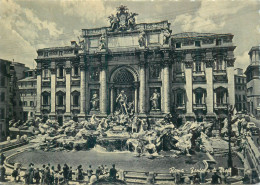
[{"xmin": 227, "ymin": 105, "xmax": 233, "ymax": 168}]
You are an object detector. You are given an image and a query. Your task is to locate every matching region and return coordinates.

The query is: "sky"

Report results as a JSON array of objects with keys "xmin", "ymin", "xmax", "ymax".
[{"xmin": 0, "ymin": 0, "xmax": 259, "ymax": 70}]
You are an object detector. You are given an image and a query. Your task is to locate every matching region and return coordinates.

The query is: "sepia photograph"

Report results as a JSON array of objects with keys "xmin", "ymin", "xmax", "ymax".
[{"xmin": 0, "ymin": 0, "xmax": 260, "ymax": 184}]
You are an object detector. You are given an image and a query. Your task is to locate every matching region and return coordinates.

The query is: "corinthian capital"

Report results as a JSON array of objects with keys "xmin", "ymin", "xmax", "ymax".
[{"xmin": 226, "ymin": 58, "xmax": 235, "ymax": 67}]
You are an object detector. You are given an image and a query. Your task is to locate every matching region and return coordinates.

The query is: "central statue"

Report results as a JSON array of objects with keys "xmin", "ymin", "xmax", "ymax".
[{"xmin": 116, "ymin": 90, "xmax": 128, "ymax": 114}]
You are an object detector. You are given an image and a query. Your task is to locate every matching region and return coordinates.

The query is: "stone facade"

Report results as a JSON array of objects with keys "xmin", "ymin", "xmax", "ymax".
[
  {"xmin": 0, "ymin": 59, "xmax": 11, "ymax": 141},
  {"xmin": 9, "ymin": 62, "xmax": 30, "ymax": 122},
  {"xmin": 16, "ymin": 70, "xmax": 37, "ymax": 121},
  {"xmin": 234, "ymin": 68, "xmax": 247, "ymax": 112},
  {"xmin": 35, "ymin": 6, "xmax": 236, "ymax": 125},
  {"xmin": 245, "ymin": 46, "xmax": 260, "ymax": 119}
]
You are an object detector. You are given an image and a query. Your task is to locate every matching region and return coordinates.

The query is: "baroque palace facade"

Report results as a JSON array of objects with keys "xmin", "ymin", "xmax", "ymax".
[{"xmin": 35, "ymin": 6, "xmax": 236, "ymax": 124}]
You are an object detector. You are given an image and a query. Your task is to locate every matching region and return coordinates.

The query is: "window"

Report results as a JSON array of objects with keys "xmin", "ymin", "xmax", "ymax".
[
  {"xmin": 0, "ymin": 78, "xmax": 5, "ymax": 87},
  {"xmin": 243, "ymin": 95, "xmax": 246, "ymax": 101},
  {"xmin": 195, "ymin": 61, "xmax": 202, "ymax": 72},
  {"xmin": 195, "ymin": 41, "xmax": 201, "ymax": 47},
  {"xmin": 59, "ymin": 51, "xmax": 63, "ymax": 56},
  {"xmin": 23, "ymin": 101, "xmax": 27, "ymax": 106},
  {"xmin": 58, "ymin": 95, "xmax": 64, "ymax": 106},
  {"xmin": 176, "ymin": 60, "xmax": 182, "ymax": 73},
  {"xmin": 43, "ymin": 95, "xmax": 49, "ymax": 105},
  {"xmin": 195, "ymin": 92, "xmax": 203, "ymax": 104},
  {"xmin": 176, "ymin": 42, "xmax": 181, "ymax": 48},
  {"xmin": 216, "ymin": 58, "xmax": 223, "ymax": 71},
  {"xmin": 0, "ymin": 109, "xmax": 5, "ymax": 119},
  {"xmin": 73, "ymin": 95, "xmax": 79, "ymax": 106},
  {"xmin": 59, "ymin": 66, "xmax": 64, "ymax": 77},
  {"xmin": 216, "ymin": 39, "xmax": 222, "ymax": 46},
  {"xmin": 216, "ymin": 89, "xmax": 226, "ymax": 105},
  {"xmin": 74, "ymin": 66, "xmax": 79, "ymax": 76},
  {"xmin": 44, "ymin": 52, "xmax": 48, "ymax": 57},
  {"xmin": 31, "ymin": 92, "xmax": 34, "ymax": 96},
  {"xmin": 238, "ymin": 78, "xmax": 241, "ymax": 84},
  {"xmin": 0, "ymin": 92, "xmax": 5, "ymax": 102},
  {"xmin": 176, "ymin": 92, "xmax": 184, "ymax": 106},
  {"xmin": 30, "ymin": 101, "xmax": 34, "ymax": 107},
  {"xmin": 31, "ymin": 82, "xmax": 34, "ymax": 87},
  {"xmin": 44, "ymin": 69, "xmax": 49, "ymax": 78}
]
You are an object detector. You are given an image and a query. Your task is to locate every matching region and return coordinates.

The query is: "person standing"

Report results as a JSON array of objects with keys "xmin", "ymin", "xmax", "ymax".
[
  {"xmin": 34, "ymin": 168, "xmax": 41, "ymax": 184},
  {"xmin": 0, "ymin": 152, "xmax": 6, "ymax": 165},
  {"xmin": 211, "ymin": 172, "xmax": 222, "ymax": 184},
  {"xmin": 109, "ymin": 164, "xmax": 117, "ymax": 180},
  {"xmin": 96, "ymin": 166, "xmax": 102, "ymax": 180},
  {"xmin": 41, "ymin": 165, "xmax": 46, "ymax": 184},
  {"xmin": 87, "ymin": 165, "xmax": 93, "ymax": 182},
  {"xmin": 0, "ymin": 165, "xmax": 6, "ymax": 182},
  {"xmin": 63, "ymin": 164, "xmax": 69, "ymax": 182},
  {"xmin": 68, "ymin": 167, "xmax": 73, "ymax": 181}
]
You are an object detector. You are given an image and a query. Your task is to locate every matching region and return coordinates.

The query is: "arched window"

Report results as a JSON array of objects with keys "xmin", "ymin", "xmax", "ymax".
[
  {"xmin": 71, "ymin": 91, "xmax": 80, "ymax": 106},
  {"xmin": 56, "ymin": 91, "xmax": 65, "ymax": 106},
  {"xmin": 214, "ymin": 55, "xmax": 226, "ymax": 71},
  {"xmin": 42, "ymin": 91, "xmax": 50, "ymax": 105},
  {"xmin": 113, "ymin": 69, "xmax": 134, "ymax": 83}
]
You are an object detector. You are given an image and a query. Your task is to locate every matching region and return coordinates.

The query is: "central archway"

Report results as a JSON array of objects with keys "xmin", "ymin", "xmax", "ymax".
[{"xmin": 109, "ymin": 66, "xmax": 139, "ymax": 114}]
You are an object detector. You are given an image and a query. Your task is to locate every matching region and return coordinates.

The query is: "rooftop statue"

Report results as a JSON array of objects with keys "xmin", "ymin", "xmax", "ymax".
[{"xmin": 108, "ymin": 5, "xmax": 138, "ymax": 32}]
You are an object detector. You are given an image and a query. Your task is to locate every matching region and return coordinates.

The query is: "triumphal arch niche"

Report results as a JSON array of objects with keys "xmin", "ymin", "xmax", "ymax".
[{"xmin": 80, "ymin": 5, "xmax": 171, "ymax": 118}]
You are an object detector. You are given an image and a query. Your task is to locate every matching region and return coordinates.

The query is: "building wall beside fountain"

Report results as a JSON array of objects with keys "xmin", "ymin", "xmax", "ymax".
[{"xmin": 34, "ymin": 10, "xmax": 236, "ymax": 126}]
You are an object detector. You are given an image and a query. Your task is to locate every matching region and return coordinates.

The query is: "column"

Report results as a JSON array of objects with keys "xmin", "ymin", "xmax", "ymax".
[
  {"xmin": 184, "ymin": 53, "xmax": 193, "ymax": 115},
  {"xmin": 226, "ymin": 55, "xmax": 235, "ymax": 107},
  {"xmin": 50, "ymin": 65, "xmax": 56, "ymax": 115},
  {"xmin": 100, "ymin": 55, "xmax": 107, "ymax": 115},
  {"xmin": 139, "ymin": 64, "xmax": 146, "ymax": 114},
  {"xmin": 205, "ymin": 51, "xmax": 214, "ymax": 114},
  {"xmin": 36, "ymin": 69, "xmax": 42, "ymax": 116},
  {"xmin": 79, "ymin": 58, "xmax": 86, "ymax": 116},
  {"xmin": 163, "ymin": 63, "xmax": 170, "ymax": 113},
  {"xmin": 135, "ymin": 87, "xmax": 138, "ymax": 113},
  {"xmin": 110, "ymin": 87, "xmax": 114, "ymax": 113},
  {"xmin": 65, "ymin": 61, "xmax": 71, "ymax": 118}
]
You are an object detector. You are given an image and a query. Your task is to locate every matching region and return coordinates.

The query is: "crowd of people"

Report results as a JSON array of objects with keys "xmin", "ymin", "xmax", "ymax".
[{"xmin": 0, "ymin": 160, "xmax": 118, "ymax": 185}]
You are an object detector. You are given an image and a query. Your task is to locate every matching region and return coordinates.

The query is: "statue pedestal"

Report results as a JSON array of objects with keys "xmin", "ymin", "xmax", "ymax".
[{"xmin": 149, "ymin": 110, "xmax": 161, "ymax": 115}]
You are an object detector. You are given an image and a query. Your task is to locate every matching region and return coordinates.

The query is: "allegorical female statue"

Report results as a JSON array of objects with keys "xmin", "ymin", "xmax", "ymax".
[
  {"xmin": 90, "ymin": 91, "xmax": 99, "ymax": 110},
  {"xmin": 150, "ymin": 89, "xmax": 160, "ymax": 110}
]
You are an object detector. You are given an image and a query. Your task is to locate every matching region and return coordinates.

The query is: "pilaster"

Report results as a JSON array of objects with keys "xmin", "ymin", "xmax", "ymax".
[
  {"xmin": 50, "ymin": 62, "xmax": 56, "ymax": 118},
  {"xmin": 184, "ymin": 53, "xmax": 195, "ymax": 120},
  {"xmin": 35, "ymin": 69, "xmax": 42, "ymax": 117},
  {"xmin": 99, "ymin": 54, "xmax": 108, "ymax": 115},
  {"xmin": 162, "ymin": 50, "xmax": 171, "ymax": 114},
  {"xmin": 139, "ymin": 51, "xmax": 147, "ymax": 115},
  {"xmin": 79, "ymin": 55, "xmax": 86, "ymax": 120},
  {"xmin": 64, "ymin": 61, "xmax": 71, "ymax": 119},
  {"xmin": 204, "ymin": 50, "xmax": 216, "ymax": 119}
]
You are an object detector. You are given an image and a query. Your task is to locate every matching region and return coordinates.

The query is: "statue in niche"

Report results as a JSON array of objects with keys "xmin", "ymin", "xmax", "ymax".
[
  {"xmin": 138, "ymin": 31, "xmax": 146, "ymax": 47},
  {"xmin": 163, "ymin": 28, "xmax": 172, "ymax": 45},
  {"xmin": 90, "ymin": 91, "xmax": 99, "ymax": 111},
  {"xmin": 116, "ymin": 90, "xmax": 128, "ymax": 114},
  {"xmin": 99, "ymin": 33, "xmax": 106, "ymax": 50},
  {"xmin": 150, "ymin": 89, "xmax": 160, "ymax": 110}
]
